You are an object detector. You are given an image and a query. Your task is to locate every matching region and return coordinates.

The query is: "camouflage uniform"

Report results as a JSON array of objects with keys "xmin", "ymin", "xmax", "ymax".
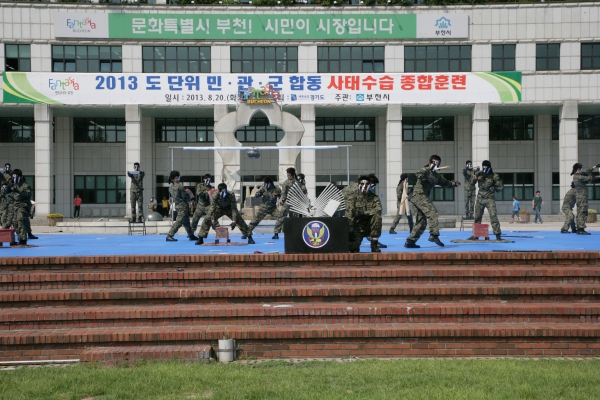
[
  {"xmin": 462, "ymin": 168, "xmax": 476, "ymax": 218},
  {"xmin": 561, "ymin": 187, "xmax": 577, "ymax": 232},
  {"xmin": 390, "ymin": 182, "xmax": 414, "ymax": 232},
  {"xmin": 1, "ymin": 171, "xmax": 14, "ymax": 229},
  {"xmin": 199, "ymin": 191, "xmax": 251, "ymax": 238},
  {"xmin": 167, "ymin": 181, "xmax": 194, "ymax": 237},
  {"xmin": 273, "ymin": 178, "xmax": 307, "ymax": 234},
  {"xmin": 408, "ymin": 167, "xmax": 458, "ymax": 243},
  {"xmin": 190, "ymin": 183, "xmax": 213, "ymax": 233},
  {"xmin": 473, "ymin": 170, "xmax": 504, "ymax": 235},
  {"xmin": 0, "ymin": 172, "xmax": 9, "ymax": 227},
  {"xmin": 127, "ymin": 171, "xmax": 145, "ymax": 219},
  {"xmin": 572, "ymin": 168, "xmax": 600, "ymax": 230},
  {"xmin": 346, "ymin": 191, "xmax": 382, "ymax": 252},
  {"xmin": 9, "ymin": 179, "xmax": 32, "ymax": 242},
  {"xmin": 248, "ymin": 185, "xmax": 282, "ymax": 234}
]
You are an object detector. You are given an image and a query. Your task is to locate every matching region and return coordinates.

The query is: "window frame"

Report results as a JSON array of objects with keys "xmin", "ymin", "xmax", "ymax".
[
  {"xmin": 0, "ymin": 117, "xmax": 35, "ymax": 143},
  {"xmin": 491, "ymin": 44, "xmax": 516, "ymax": 72},
  {"xmin": 578, "ymin": 115, "xmax": 600, "ymax": 140},
  {"xmin": 404, "ymin": 45, "xmax": 472, "ymax": 73},
  {"xmin": 5, "ymin": 44, "xmax": 31, "ymax": 72},
  {"xmin": 235, "ymin": 117, "xmax": 284, "ymax": 143},
  {"xmin": 494, "ymin": 172, "xmax": 534, "ymax": 201},
  {"xmin": 74, "ymin": 118, "xmax": 126, "ymax": 143},
  {"xmin": 535, "ymin": 43, "xmax": 560, "ymax": 71},
  {"xmin": 230, "ymin": 46, "xmax": 298, "ymax": 73},
  {"xmin": 74, "ymin": 175, "xmax": 127, "ymax": 204},
  {"xmin": 52, "ymin": 45, "xmax": 122, "ymax": 73},
  {"xmin": 581, "ymin": 42, "xmax": 600, "ymax": 70},
  {"xmin": 317, "ymin": 46, "xmax": 385, "ymax": 73},
  {"xmin": 402, "ymin": 116, "xmax": 454, "ymax": 142},
  {"xmin": 489, "ymin": 116, "xmax": 534, "ymax": 141},
  {"xmin": 155, "ymin": 118, "xmax": 214, "ymax": 143},
  {"xmin": 142, "ymin": 46, "xmax": 211, "ymax": 73},
  {"xmin": 315, "ymin": 117, "xmax": 376, "ymax": 142}
]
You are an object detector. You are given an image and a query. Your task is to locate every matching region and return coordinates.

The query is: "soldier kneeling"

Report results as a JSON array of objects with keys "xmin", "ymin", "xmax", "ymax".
[{"xmin": 346, "ymin": 175, "xmax": 383, "ymax": 253}]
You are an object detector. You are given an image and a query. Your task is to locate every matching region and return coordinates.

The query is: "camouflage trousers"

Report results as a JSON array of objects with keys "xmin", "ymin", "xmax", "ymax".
[
  {"xmin": 248, "ymin": 204, "xmax": 277, "ymax": 233},
  {"xmin": 474, "ymin": 197, "xmax": 502, "ymax": 235},
  {"xmin": 349, "ymin": 215, "xmax": 382, "ymax": 252},
  {"xmin": 167, "ymin": 203, "xmax": 194, "ymax": 237},
  {"xmin": 1, "ymin": 201, "xmax": 14, "ymax": 229},
  {"xmin": 190, "ymin": 204, "xmax": 210, "ymax": 233},
  {"xmin": 0, "ymin": 197, "xmax": 7, "ymax": 227},
  {"xmin": 465, "ymin": 189, "xmax": 475, "ymax": 217},
  {"xmin": 130, "ymin": 190, "xmax": 143, "ymax": 219},
  {"xmin": 407, "ymin": 196, "xmax": 440, "ymax": 242},
  {"xmin": 13, "ymin": 204, "xmax": 29, "ymax": 242},
  {"xmin": 273, "ymin": 204, "xmax": 290, "ymax": 234},
  {"xmin": 561, "ymin": 203, "xmax": 577, "ymax": 231},
  {"xmin": 576, "ymin": 191, "xmax": 589, "ymax": 230},
  {"xmin": 390, "ymin": 201, "xmax": 413, "ymax": 231},
  {"xmin": 199, "ymin": 209, "xmax": 251, "ymax": 238}
]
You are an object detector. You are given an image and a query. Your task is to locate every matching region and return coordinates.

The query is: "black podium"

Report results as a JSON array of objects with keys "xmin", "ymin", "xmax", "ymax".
[{"xmin": 283, "ymin": 217, "xmax": 349, "ymax": 254}]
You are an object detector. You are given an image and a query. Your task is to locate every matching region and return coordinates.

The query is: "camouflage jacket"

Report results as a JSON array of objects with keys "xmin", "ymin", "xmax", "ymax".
[
  {"xmin": 255, "ymin": 185, "xmax": 282, "ymax": 207},
  {"xmin": 475, "ymin": 171, "xmax": 504, "ymax": 200},
  {"xmin": 412, "ymin": 167, "xmax": 457, "ymax": 199},
  {"xmin": 208, "ymin": 191, "xmax": 241, "ymax": 219},
  {"xmin": 346, "ymin": 191, "xmax": 382, "ymax": 228},
  {"xmin": 341, "ymin": 185, "xmax": 357, "ymax": 206},
  {"xmin": 127, "ymin": 171, "xmax": 145, "ymax": 191},
  {"xmin": 462, "ymin": 168, "xmax": 477, "ymax": 191},
  {"xmin": 169, "ymin": 182, "xmax": 190, "ymax": 206},
  {"xmin": 280, "ymin": 178, "xmax": 307, "ymax": 204},
  {"xmin": 563, "ymin": 188, "xmax": 577, "ymax": 208},
  {"xmin": 572, "ymin": 168, "xmax": 599, "ymax": 192},
  {"xmin": 195, "ymin": 183, "xmax": 213, "ymax": 207},
  {"xmin": 11, "ymin": 180, "xmax": 32, "ymax": 208}
]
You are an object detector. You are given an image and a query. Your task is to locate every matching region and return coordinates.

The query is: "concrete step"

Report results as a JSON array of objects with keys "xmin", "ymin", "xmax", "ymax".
[
  {"xmin": 79, "ymin": 345, "xmax": 212, "ymax": 365},
  {"xmin": 2, "ymin": 302, "xmax": 599, "ymax": 330}
]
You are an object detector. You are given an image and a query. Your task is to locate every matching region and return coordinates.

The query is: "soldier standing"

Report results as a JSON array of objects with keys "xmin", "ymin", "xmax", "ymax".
[
  {"xmin": 560, "ymin": 182, "xmax": 578, "ymax": 234},
  {"xmin": 1, "ymin": 163, "xmax": 14, "ymax": 230},
  {"xmin": 389, "ymin": 173, "xmax": 413, "ymax": 234},
  {"xmin": 190, "ymin": 174, "xmax": 214, "ymax": 234},
  {"xmin": 462, "ymin": 160, "xmax": 476, "ymax": 219},
  {"xmin": 346, "ymin": 175, "xmax": 382, "ymax": 253},
  {"xmin": 196, "ymin": 183, "xmax": 254, "ymax": 245},
  {"xmin": 405, "ymin": 155, "xmax": 461, "ymax": 248},
  {"xmin": 467, "ymin": 160, "xmax": 504, "ymax": 241},
  {"xmin": 246, "ymin": 177, "xmax": 281, "ymax": 237},
  {"xmin": 570, "ymin": 163, "xmax": 599, "ymax": 235},
  {"xmin": 272, "ymin": 167, "xmax": 306, "ymax": 239},
  {"xmin": 165, "ymin": 171, "xmax": 198, "ymax": 242},
  {"xmin": 127, "ymin": 162, "xmax": 145, "ymax": 223},
  {"xmin": 5, "ymin": 169, "xmax": 31, "ymax": 246},
  {"xmin": 0, "ymin": 164, "xmax": 9, "ymax": 228}
]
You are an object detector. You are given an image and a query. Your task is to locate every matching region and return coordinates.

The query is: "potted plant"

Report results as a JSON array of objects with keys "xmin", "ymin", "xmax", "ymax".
[
  {"xmin": 588, "ymin": 209, "xmax": 597, "ymax": 223},
  {"xmin": 46, "ymin": 213, "xmax": 64, "ymax": 226},
  {"xmin": 520, "ymin": 210, "xmax": 531, "ymax": 223}
]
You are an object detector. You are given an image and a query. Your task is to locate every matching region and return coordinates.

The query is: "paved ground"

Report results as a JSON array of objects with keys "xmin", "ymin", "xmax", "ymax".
[{"xmin": 1, "ymin": 220, "xmax": 599, "ymax": 257}]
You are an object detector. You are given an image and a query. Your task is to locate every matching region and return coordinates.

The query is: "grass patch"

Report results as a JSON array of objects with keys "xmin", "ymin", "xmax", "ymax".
[{"xmin": 1, "ymin": 359, "xmax": 600, "ymax": 399}]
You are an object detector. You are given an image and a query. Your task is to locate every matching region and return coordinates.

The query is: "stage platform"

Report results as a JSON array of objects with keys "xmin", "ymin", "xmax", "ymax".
[{"xmin": 0, "ymin": 229, "xmax": 598, "ymax": 257}]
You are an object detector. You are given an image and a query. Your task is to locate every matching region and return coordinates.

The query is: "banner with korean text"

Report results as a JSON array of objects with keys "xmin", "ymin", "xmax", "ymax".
[{"xmin": 2, "ymin": 72, "xmax": 522, "ymax": 105}]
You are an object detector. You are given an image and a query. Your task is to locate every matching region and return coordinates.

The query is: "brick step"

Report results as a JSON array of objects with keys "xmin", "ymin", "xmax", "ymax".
[
  {"xmin": 2, "ymin": 302, "xmax": 600, "ymax": 330},
  {"xmin": 2, "ymin": 284, "xmax": 600, "ymax": 307},
  {"xmin": 3, "ymin": 266, "xmax": 600, "ymax": 290},
  {"xmin": 79, "ymin": 345, "xmax": 212, "ymax": 365}
]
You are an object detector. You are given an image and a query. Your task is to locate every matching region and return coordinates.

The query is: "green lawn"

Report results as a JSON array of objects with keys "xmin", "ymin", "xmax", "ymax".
[{"xmin": 1, "ymin": 359, "xmax": 600, "ymax": 400}]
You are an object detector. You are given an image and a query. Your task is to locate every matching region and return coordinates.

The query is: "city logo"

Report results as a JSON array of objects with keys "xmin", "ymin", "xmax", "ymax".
[
  {"xmin": 66, "ymin": 17, "xmax": 97, "ymax": 33},
  {"xmin": 435, "ymin": 17, "xmax": 451, "ymax": 29},
  {"xmin": 48, "ymin": 77, "xmax": 80, "ymax": 91},
  {"xmin": 239, "ymin": 83, "xmax": 282, "ymax": 104},
  {"xmin": 291, "ymin": 94, "xmax": 297, "ymax": 101},
  {"xmin": 356, "ymin": 94, "xmax": 365, "ymax": 102},
  {"xmin": 303, "ymin": 221, "xmax": 330, "ymax": 248}
]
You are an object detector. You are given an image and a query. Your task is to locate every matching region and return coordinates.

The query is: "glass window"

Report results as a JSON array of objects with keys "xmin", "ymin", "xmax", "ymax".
[
  {"xmin": 74, "ymin": 175, "xmax": 126, "ymax": 204},
  {"xmin": 552, "ymin": 115, "xmax": 560, "ymax": 140},
  {"xmin": 404, "ymin": 45, "xmax": 471, "ymax": 72},
  {"xmin": 489, "ymin": 116, "xmax": 534, "ymax": 140},
  {"xmin": 581, "ymin": 43, "xmax": 600, "ymax": 70},
  {"xmin": 552, "ymin": 172, "xmax": 560, "ymax": 200},
  {"xmin": 494, "ymin": 173, "xmax": 534, "ymax": 201},
  {"xmin": 235, "ymin": 117, "xmax": 284, "ymax": 143},
  {"xmin": 536, "ymin": 44, "xmax": 560, "ymax": 71},
  {"xmin": 230, "ymin": 47, "xmax": 298, "ymax": 73},
  {"xmin": 316, "ymin": 117, "xmax": 375, "ymax": 142},
  {"xmin": 491, "ymin": 44, "xmax": 516, "ymax": 71},
  {"xmin": 5, "ymin": 44, "xmax": 31, "ymax": 72},
  {"xmin": 0, "ymin": 118, "xmax": 35, "ymax": 142},
  {"xmin": 155, "ymin": 118, "xmax": 214, "ymax": 143},
  {"xmin": 52, "ymin": 45, "xmax": 122, "ymax": 72},
  {"xmin": 74, "ymin": 118, "xmax": 126, "ymax": 143},
  {"xmin": 578, "ymin": 115, "xmax": 600, "ymax": 139},
  {"xmin": 317, "ymin": 46, "xmax": 385, "ymax": 73},
  {"xmin": 142, "ymin": 46, "xmax": 210, "ymax": 73},
  {"xmin": 402, "ymin": 117, "xmax": 454, "ymax": 141}
]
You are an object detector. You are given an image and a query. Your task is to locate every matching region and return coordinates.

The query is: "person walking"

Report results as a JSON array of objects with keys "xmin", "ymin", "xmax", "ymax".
[
  {"xmin": 510, "ymin": 196, "xmax": 522, "ymax": 224},
  {"xmin": 532, "ymin": 191, "xmax": 545, "ymax": 224},
  {"xmin": 165, "ymin": 171, "xmax": 198, "ymax": 242},
  {"xmin": 73, "ymin": 194, "xmax": 82, "ymax": 219}
]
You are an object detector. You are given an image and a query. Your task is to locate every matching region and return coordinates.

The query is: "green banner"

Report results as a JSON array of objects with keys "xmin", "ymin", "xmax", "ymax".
[{"xmin": 108, "ymin": 13, "xmax": 416, "ymax": 40}]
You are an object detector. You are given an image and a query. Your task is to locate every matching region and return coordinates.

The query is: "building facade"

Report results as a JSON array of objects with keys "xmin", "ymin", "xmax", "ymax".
[{"xmin": 1, "ymin": 3, "xmax": 599, "ymax": 219}]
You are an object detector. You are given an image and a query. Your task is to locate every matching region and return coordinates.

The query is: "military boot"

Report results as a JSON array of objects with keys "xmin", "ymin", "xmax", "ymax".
[
  {"xmin": 571, "ymin": 223, "xmax": 578, "ymax": 233},
  {"xmin": 560, "ymin": 229, "xmax": 569, "ymax": 233},
  {"xmin": 495, "ymin": 234, "xmax": 503, "ymax": 241},
  {"xmin": 428, "ymin": 234, "xmax": 445, "ymax": 247},
  {"xmin": 166, "ymin": 235, "xmax": 177, "ymax": 242},
  {"xmin": 370, "ymin": 239, "xmax": 381, "ymax": 253},
  {"xmin": 195, "ymin": 237, "xmax": 204, "ymax": 245},
  {"xmin": 466, "ymin": 236, "xmax": 478, "ymax": 241},
  {"xmin": 188, "ymin": 234, "xmax": 199, "ymax": 241},
  {"xmin": 577, "ymin": 229, "xmax": 591, "ymax": 235},
  {"xmin": 247, "ymin": 235, "xmax": 255, "ymax": 245},
  {"xmin": 18, "ymin": 240, "xmax": 27, "ymax": 246},
  {"xmin": 272, "ymin": 233, "xmax": 279, "ymax": 239},
  {"xmin": 27, "ymin": 233, "xmax": 38, "ymax": 239},
  {"xmin": 389, "ymin": 228, "xmax": 397, "ymax": 234},
  {"xmin": 404, "ymin": 239, "xmax": 420, "ymax": 248}
]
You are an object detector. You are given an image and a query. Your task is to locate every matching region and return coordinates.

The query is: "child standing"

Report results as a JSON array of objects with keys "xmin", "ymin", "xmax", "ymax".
[{"xmin": 510, "ymin": 196, "xmax": 522, "ymax": 223}]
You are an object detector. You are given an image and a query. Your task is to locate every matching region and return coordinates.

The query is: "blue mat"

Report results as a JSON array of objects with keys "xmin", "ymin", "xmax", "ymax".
[{"xmin": 1, "ymin": 230, "xmax": 599, "ymax": 257}]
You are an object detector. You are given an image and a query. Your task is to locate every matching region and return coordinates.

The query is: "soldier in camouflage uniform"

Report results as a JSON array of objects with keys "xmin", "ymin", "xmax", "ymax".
[
  {"xmin": 405, "ymin": 155, "xmax": 461, "ymax": 248},
  {"xmin": 346, "ymin": 175, "xmax": 383, "ymax": 253},
  {"xmin": 127, "ymin": 162, "xmax": 145, "ymax": 222},
  {"xmin": 560, "ymin": 183, "xmax": 578, "ymax": 234},
  {"xmin": 196, "ymin": 183, "xmax": 254, "ymax": 245},
  {"xmin": 165, "ymin": 171, "xmax": 198, "ymax": 242},
  {"xmin": 0, "ymin": 164, "xmax": 10, "ymax": 229},
  {"xmin": 246, "ymin": 177, "xmax": 281, "ymax": 236},
  {"xmin": 462, "ymin": 160, "xmax": 476, "ymax": 219},
  {"xmin": 389, "ymin": 173, "xmax": 413, "ymax": 234},
  {"xmin": 272, "ymin": 167, "xmax": 306, "ymax": 239},
  {"xmin": 4, "ymin": 169, "xmax": 31, "ymax": 245},
  {"xmin": 467, "ymin": 160, "xmax": 504, "ymax": 241},
  {"xmin": 570, "ymin": 163, "xmax": 599, "ymax": 235},
  {"xmin": 190, "ymin": 174, "xmax": 214, "ymax": 234},
  {"xmin": 1, "ymin": 163, "xmax": 15, "ymax": 231}
]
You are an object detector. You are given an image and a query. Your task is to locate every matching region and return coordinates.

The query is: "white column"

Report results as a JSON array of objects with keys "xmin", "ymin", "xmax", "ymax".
[
  {"xmin": 472, "ymin": 104, "xmax": 490, "ymax": 169},
  {"xmin": 34, "ymin": 104, "xmax": 53, "ymax": 217},
  {"xmin": 141, "ymin": 117, "xmax": 155, "ymax": 209},
  {"xmin": 125, "ymin": 104, "xmax": 141, "ymax": 218},
  {"xmin": 53, "ymin": 117, "xmax": 73, "ymax": 218},
  {"xmin": 385, "ymin": 104, "xmax": 402, "ymax": 216},
  {"xmin": 455, "ymin": 115, "xmax": 473, "ymax": 216},
  {"xmin": 534, "ymin": 115, "xmax": 553, "ymax": 214},
  {"xmin": 300, "ymin": 104, "xmax": 316, "ymax": 200},
  {"xmin": 213, "ymin": 105, "xmax": 229, "ymax": 184},
  {"xmin": 559, "ymin": 101, "xmax": 578, "ymax": 201}
]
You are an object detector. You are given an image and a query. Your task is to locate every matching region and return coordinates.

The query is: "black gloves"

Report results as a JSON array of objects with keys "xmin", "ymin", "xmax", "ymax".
[
  {"xmin": 355, "ymin": 210, "xmax": 365, "ymax": 217},
  {"xmin": 230, "ymin": 222, "xmax": 237, "ymax": 231}
]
